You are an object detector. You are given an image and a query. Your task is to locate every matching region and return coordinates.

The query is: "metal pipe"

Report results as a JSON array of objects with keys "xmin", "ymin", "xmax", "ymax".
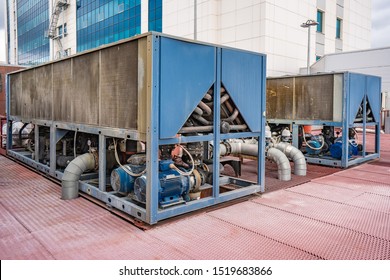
[
  {"xmin": 198, "ymin": 101, "xmax": 212, "ymax": 116},
  {"xmin": 61, "ymin": 152, "xmax": 96, "ymax": 200},
  {"xmin": 230, "ymin": 124, "xmax": 247, "ymax": 131},
  {"xmin": 18, "ymin": 123, "xmax": 28, "ymax": 146},
  {"xmin": 275, "ymin": 142, "xmax": 307, "ymax": 176},
  {"xmin": 179, "ymin": 124, "xmax": 247, "ymax": 134},
  {"xmin": 203, "ymin": 93, "xmax": 212, "ymax": 101},
  {"xmin": 179, "ymin": 126, "xmax": 213, "ymax": 133},
  {"xmin": 220, "ymin": 94, "xmax": 230, "ymax": 104},
  {"xmin": 206, "ymin": 93, "xmax": 229, "ymax": 107},
  {"xmin": 222, "ymin": 108, "xmax": 239, "ymax": 122},
  {"xmin": 192, "ymin": 113, "xmax": 211, "ymax": 125},
  {"xmin": 194, "ymin": 106, "xmax": 203, "ymax": 115}
]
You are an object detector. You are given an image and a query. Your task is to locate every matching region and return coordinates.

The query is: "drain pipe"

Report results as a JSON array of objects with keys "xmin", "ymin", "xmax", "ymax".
[
  {"xmin": 61, "ymin": 152, "xmax": 97, "ymax": 200},
  {"xmin": 219, "ymin": 142, "xmax": 291, "ymax": 181},
  {"xmin": 275, "ymin": 142, "xmax": 307, "ymax": 176}
]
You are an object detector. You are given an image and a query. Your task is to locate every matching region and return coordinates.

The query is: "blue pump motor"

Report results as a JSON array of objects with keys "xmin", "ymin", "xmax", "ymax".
[
  {"xmin": 329, "ymin": 138, "xmax": 359, "ymax": 159},
  {"xmin": 110, "ymin": 164, "xmax": 145, "ymax": 194},
  {"xmin": 305, "ymin": 136, "xmax": 323, "ymax": 155},
  {"xmin": 133, "ymin": 160, "xmax": 191, "ymax": 207}
]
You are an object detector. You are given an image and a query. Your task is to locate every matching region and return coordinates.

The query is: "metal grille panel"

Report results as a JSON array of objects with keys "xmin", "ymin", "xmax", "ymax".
[
  {"xmin": 253, "ymin": 190, "xmax": 390, "ymax": 240},
  {"xmin": 53, "ymin": 59, "xmax": 72, "ymax": 122},
  {"xmin": 148, "ymin": 214, "xmax": 316, "ymax": 260},
  {"xmin": 266, "ymin": 78, "xmax": 294, "ymax": 119},
  {"xmin": 72, "ymin": 52, "xmax": 99, "ymax": 125},
  {"xmin": 34, "ymin": 65, "xmax": 52, "ymax": 120},
  {"xmin": 100, "ymin": 41, "xmax": 138, "ymax": 129},
  {"xmin": 294, "ymin": 75, "xmax": 334, "ymax": 120},
  {"xmin": 209, "ymin": 201, "xmax": 390, "ymax": 259}
]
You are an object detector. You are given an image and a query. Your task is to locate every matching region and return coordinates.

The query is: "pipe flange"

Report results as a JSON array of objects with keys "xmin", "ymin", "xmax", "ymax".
[
  {"xmin": 222, "ymin": 142, "xmax": 232, "ymax": 155},
  {"xmin": 200, "ymin": 163, "xmax": 209, "ymax": 172},
  {"xmin": 192, "ymin": 169, "xmax": 202, "ymax": 192}
]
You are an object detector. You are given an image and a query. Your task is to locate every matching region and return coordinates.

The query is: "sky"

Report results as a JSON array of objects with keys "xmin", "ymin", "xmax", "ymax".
[{"xmin": 0, "ymin": 0, "xmax": 390, "ymax": 63}]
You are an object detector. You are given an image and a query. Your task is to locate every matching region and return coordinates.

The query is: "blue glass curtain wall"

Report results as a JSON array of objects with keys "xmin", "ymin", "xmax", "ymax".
[
  {"xmin": 76, "ymin": 0, "xmax": 141, "ymax": 52},
  {"xmin": 148, "ymin": 0, "xmax": 162, "ymax": 32},
  {"xmin": 17, "ymin": 0, "xmax": 50, "ymax": 65}
]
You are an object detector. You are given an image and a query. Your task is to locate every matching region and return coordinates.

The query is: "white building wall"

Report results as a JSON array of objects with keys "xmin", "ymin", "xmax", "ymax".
[
  {"xmin": 52, "ymin": 0, "xmax": 77, "ymax": 59},
  {"xmin": 141, "ymin": 0, "xmax": 148, "ymax": 33},
  {"xmin": 6, "ymin": 0, "xmax": 18, "ymax": 65},
  {"xmin": 343, "ymin": 0, "xmax": 371, "ymax": 51},
  {"xmin": 162, "ymin": 0, "xmax": 371, "ymax": 76},
  {"xmin": 311, "ymin": 47, "xmax": 390, "ymax": 108}
]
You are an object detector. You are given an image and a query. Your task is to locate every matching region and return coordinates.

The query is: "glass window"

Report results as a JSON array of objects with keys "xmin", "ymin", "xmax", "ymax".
[
  {"xmin": 17, "ymin": 0, "xmax": 49, "ymax": 65},
  {"xmin": 148, "ymin": 0, "xmax": 162, "ymax": 32},
  {"xmin": 77, "ymin": 0, "xmax": 142, "ymax": 52},
  {"xmin": 317, "ymin": 10, "xmax": 324, "ymax": 33},
  {"xmin": 336, "ymin": 18, "xmax": 342, "ymax": 39},
  {"xmin": 316, "ymin": 55, "xmax": 321, "ymax": 61}
]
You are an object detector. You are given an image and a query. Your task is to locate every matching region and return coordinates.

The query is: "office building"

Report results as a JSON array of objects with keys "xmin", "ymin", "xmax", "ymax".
[{"xmin": 6, "ymin": 0, "xmax": 371, "ymax": 75}]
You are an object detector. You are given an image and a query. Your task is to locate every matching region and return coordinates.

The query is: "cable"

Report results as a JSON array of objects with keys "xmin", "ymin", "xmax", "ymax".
[
  {"xmin": 113, "ymin": 138, "xmax": 146, "ymax": 177},
  {"xmin": 302, "ymin": 126, "xmax": 325, "ymax": 150},
  {"xmin": 73, "ymin": 130, "xmax": 77, "ymax": 158},
  {"xmin": 169, "ymin": 144, "xmax": 195, "ymax": 176}
]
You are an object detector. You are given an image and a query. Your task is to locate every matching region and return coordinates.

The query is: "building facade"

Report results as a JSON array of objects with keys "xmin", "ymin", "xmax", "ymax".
[{"xmin": 6, "ymin": 0, "xmax": 371, "ymax": 75}]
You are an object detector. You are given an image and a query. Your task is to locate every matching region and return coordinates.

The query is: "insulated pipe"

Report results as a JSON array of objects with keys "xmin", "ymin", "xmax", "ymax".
[
  {"xmin": 275, "ymin": 142, "xmax": 307, "ymax": 176},
  {"xmin": 219, "ymin": 142, "xmax": 291, "ymax": 181},
  {"xmin": 267, "ymin": 147, "xmax": 291, "ymax": 181},
  {"xmin": 61, "ymin": 152, "xmax": 96, "ymax": 200}
]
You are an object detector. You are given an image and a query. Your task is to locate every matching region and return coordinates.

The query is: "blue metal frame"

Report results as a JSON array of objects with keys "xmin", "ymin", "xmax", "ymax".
[
  {"xmin": 267, "ymin": 72, "xmax": 381, "ymax": 168},
  {"xmin": 6, "ymin": 33, "xmax": 266, "ymax": 224}
]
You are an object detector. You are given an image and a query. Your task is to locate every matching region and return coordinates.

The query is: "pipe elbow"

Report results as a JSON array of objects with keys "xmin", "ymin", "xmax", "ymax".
[
  {"xmin": 267, "ymin": 147, "xmax": 291, "ymax": 181},
  {"xmin": 61, "ymin": 153, "xmax": 96, "ymax": 200},
  {"xmin": 276, "ymin": 143, "xmax": 307, "ymax": 176}
]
